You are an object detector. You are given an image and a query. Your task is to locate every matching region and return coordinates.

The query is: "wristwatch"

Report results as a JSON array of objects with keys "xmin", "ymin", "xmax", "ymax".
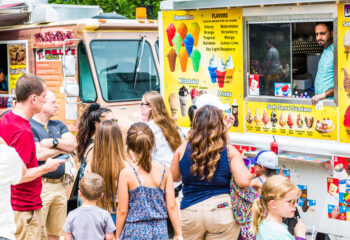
[{"xmin": 52, "ymin": 138, "xmax": 58, "ymax": 148}]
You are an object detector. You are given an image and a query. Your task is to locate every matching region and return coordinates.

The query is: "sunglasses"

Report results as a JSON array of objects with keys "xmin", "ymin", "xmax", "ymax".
[
  {"xmin": 287, "ymin": 197, "xmax": 300, "ymax": 206},
  {"xmin": 140, "ymin": 102, "xmax": 150, "ymax": 106}
]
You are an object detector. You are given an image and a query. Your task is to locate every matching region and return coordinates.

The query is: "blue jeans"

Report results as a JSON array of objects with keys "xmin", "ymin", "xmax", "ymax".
[{"xmin": 0, "ymin": 237, "xmax": 10, "ymax": 240}]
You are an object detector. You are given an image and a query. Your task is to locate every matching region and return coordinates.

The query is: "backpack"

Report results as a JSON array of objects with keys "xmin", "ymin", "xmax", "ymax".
[{"xmin": 229, "ymin": 176, "xmax": 259, "ymax": 224}]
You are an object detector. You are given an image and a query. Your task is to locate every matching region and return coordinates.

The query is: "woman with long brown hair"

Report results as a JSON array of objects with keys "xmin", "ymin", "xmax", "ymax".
[
  {"xmin": 86, "ymin": 119, "xmax": 127, "ymax": 225},
  {"xmin": 75, "ymin": 103, "xmax": 114, "ymax": 207},
  {"xmin": 116, "ymin": 122, "xmax": 182, "ymax": 240},
  {"xmin": 170, "ymin": 103, "xmax": 252, "ymax": 240},
  {"xmin": 141, "ymin": 91, "xmax": 182, "ymax": 166}
]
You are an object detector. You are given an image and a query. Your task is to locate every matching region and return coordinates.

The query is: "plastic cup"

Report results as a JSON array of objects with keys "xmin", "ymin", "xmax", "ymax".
[{"xmin": 270, "ymin": 142, "xmax": 278, "ymax": 154}]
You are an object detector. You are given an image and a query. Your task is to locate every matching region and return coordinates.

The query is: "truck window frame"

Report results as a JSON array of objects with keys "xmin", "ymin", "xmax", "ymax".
[
  {"xmin": 89, "ymin": 39, "xmax": 160, "ymax": 103},
  {"xmin": 243, "ymin": 16, "xmax": 338, "ymax": 107},
  {"xmin": 77, "ymin": 41, "xmax": 97, "ymax": 103}
]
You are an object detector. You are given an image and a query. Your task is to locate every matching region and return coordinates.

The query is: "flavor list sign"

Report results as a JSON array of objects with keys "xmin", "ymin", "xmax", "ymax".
[
  {"xmin": 162, "ymin": 9, "xmax": 244, "ymax": 133},
  {"xmin": 35, "ymin": 48, "xmax": 78, "ymax": 133},
  {"xmin": 244, "ymin": 102, "xmax": 337, "ymax": 140},
  {"xmin": 8, "ymin": 43, "xmax": 27, "ymax": 93},
  {"xmin": 338, "ymin": 3, "xmax": 350, "ymax": 143}
]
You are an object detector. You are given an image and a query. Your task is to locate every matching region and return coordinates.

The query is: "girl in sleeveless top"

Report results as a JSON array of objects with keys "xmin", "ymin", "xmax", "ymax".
[
  {"xmin": 86, "ymin": 120, "xmax": 128, "ymax": 225},
  {"xmin": 116, "ymin": 122, "xmax": 182, "ymax": 240},
  {"xmin": 75, "ymin": 103, "xmax": 114, "ymax": 207}
]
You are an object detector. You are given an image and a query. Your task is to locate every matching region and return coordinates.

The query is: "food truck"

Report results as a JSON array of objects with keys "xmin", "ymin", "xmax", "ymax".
[
  {"xmin": 0, "ymin": 7, "xmax": 160, "ymax": 133},
  {"xmin": 159, "ymin": 0, "xmax": 350, "ymax": 238}
]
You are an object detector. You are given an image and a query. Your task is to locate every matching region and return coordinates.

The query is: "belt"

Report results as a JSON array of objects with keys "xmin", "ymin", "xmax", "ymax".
[{"xmin": 42, "ymin": 177, "xmax": 63, "ymax": 184}]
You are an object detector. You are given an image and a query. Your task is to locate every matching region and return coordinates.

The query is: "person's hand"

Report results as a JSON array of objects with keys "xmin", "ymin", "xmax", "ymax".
[
  {"xmin": 294, "ymin": 217, "xmax": 307, "ymax": 238},
  {"xmin": 40, "ymin": 138, "xmax": 54, "ymax": 148},
  {"xmin": 173, "ymin": 235, "xmax": 183, "ymax": 240},
  {"xmin": 224, "ymin": 114, "xmax": 235, "ymax": 129},
  {"xmin": 44, "ymin": 158, "xmax": 66, "ymax": 173},
  {"xmin": 311, "ymin": 92, "xmax": 326, "ymax": 104}
]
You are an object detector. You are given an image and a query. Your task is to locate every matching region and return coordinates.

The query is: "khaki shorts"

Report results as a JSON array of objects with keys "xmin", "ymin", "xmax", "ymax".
[
  {"xmin": 181, "ymin": 194, "xmax": 240, "ymax": 240},
  {"xmin": 14, "ymin": 209, "xmax": 43, "ymax": 240},
  {"xmin": 40, "ymin": 180, "xmax": 67, "ymax": 238}
]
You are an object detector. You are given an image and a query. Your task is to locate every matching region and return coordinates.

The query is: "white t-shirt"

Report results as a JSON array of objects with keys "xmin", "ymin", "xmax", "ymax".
[
  {"xmin": 148, "ymin": 120, "xmax": 174, "ymax": 167},
  {"xmin": 0, "ymin": 145, "xmax": 22, "ymax": 240}
]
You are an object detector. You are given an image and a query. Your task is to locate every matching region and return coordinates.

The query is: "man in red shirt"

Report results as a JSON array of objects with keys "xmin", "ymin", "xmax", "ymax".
[{"xmin": 0, "ymin": 74, "xmax": 65, "ymax": 240}]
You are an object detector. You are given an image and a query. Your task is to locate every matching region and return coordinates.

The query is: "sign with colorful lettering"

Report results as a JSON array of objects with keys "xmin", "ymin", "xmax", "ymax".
[{"xmin": 162, "ymin": 8, "xmax": 244, "ymax": 133}]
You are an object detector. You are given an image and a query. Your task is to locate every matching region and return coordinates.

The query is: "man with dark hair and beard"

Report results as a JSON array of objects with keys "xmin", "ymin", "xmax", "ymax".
[{"xmin": 312, "ymin": 22, "xmax": 334, "ymax": 104}]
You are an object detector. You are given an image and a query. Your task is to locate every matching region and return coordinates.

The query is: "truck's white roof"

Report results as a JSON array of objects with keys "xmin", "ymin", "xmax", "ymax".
[
  {"xmin": 0, "ymin": 18, "xmax": 158, "ymax": 32},
  {"xmin": 161, "ymin": 0, "xmax": 337, "ymax": 10}
]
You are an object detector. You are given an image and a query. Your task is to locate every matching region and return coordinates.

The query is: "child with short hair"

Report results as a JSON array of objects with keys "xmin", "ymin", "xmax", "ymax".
[
  {"xmin": 250, "ymin": 151, "xmax": 278, "ymax": 195},
  {"xmin": 64, "ymin": 173, "xmax": 115, "ymax": 240},
  {"xmin": 252, "ymin": 175, "xmax": 306, "ymax": 240}
]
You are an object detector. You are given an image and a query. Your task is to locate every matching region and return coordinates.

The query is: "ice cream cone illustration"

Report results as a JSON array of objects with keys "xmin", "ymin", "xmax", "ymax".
[
  {"xmin": 216, "ymin": 58, "xmax": 226, "ymax": 88},
  {"xmin": 344, "ymin": 30, "xmax": 350, "ymax": 60},
  {"xmin": 189, "ymin": 22, "xmax": 200, "ymax": 47},
  {"xmin": 271, "ymin": 110, "xmax": 277, "ymax": 127},
  {"xmin": 167, "ymin": 49, "xmax": 177, "ymax": 72},
  {"xmin": 262, "ymin": 109, "xmax": 269, "ymax": 126},
  {"xmin": 287, "ymin": 113, "xmax": 294, "ymax": 129},
  {"xmin": 246, "ymin": 108, "xmax": 253, "ymax": 125},
  {"xmin": 172, "ymin": 33, "xmax": 182, "ymax": 55},
  {"xmin": 344, "ymin": 106, "xmax": 350, "ymax": 135},
  {"xmin": 342, "ymin": 68, "xmax": 350, "ymax": 93},
  {"xmin": 190, "ymin": 49, "xmax": 201, "ymax": 72},
  {"xmin": 225, "ymin": 55, "xmax": 234, "ymax": 84},
  {"xmin": 168, "ymin": 93, "xmax": 179, "ymax": 120},
  {"xmin": 279, "ymin": 112, "xmax": 286, "ymax": 127},
  {"xmin": 208, "ymin": 54, "xmax": 217, "ymax": 83},
  {"xmin": 184, "ymin": 33, "xmax": 194, "ymax": 56},
  {"xmin": 254, "ymin": 109, "xmax": 261, "ymax": 125},
  {"xmin": 177, "ymin": 23, "xmax": 188, "ymax": 46},
  {"xmin": 166, "ymin": 23, "xmax": 176, "ymax": 47},
  {"xmin": 296, "ymin": 114, "xmax": 303, "ymax": 128},
  {"xmin": 179, "ymin": 48, "xmax": 189, "ymax": 72},
  {"xmin": 178, "ymin": 85, "xmax": 189, "ymax": 117}
]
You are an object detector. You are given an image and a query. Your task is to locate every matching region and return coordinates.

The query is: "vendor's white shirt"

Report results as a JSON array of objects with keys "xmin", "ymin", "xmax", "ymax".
[{"xmin": 0, "ymin": 145, "xmax": 22, "ymax": 240}]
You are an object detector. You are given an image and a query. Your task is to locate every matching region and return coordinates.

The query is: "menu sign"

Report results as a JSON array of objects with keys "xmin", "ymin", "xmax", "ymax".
[
  {"xmin": 338, "ymin": 3, "xmax": 350, "ymax": 143},
  {"xmin": 244, "ymin": 102, "xmax": 337, "ymax": 140},
  {"xmin": 35, "ymin": 48, "xmax": 78, "ymax": 133},
  {"xmin": 162, "ymin": 9, "xmax": 244, "ymax": 132},
  {"xmin": 8, "ymin": 43, "xmax": 27, "ymax": 93}
]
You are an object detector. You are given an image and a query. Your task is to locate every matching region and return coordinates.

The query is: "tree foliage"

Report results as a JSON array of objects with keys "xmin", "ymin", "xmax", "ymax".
[{"xmin": 48, "ymin": 0, "xmax": 161, "ymax": 19}]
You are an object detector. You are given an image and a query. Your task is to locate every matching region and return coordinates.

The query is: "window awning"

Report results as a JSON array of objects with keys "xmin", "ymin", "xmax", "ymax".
[{"xmin": 0, "ymin": 2, "xmax": 29, "ymax": 26}]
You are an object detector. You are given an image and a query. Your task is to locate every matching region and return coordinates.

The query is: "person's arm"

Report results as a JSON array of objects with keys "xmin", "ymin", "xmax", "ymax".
[
  {"xmin": 105, "ymin": 232, "xmax": 115, "ymax": 240},
  {"xmin": 35, "ymin": 142, "xmax": 64, "ymax": 161},
  {"xmin": 311, "ymin": 88, "xmax": 334, "ymax": 104},
  {"xmin": 170, "ymin": 142, "xmax": 187, "ymax": 182},
  {"xmin": 64, "ymin": 233, "xmax": 72, "ymax": 240},
  {"xmin": 40, "ymin": 132, "xmax": 77, "ymax": 153},
  {"xmin": 19, "ymin": 158, "xmax": 66, "ymax": 183},
  {"xmin": 164, "ymin": 167, "xmax": 182, "ymax": 239},
  {"xmin": 116, "ymin": 169, "xmax": 129, "ymax": 239},
  {"xmin": 228, "ymin": 145, "xmax": 252, "ymax": 188}
]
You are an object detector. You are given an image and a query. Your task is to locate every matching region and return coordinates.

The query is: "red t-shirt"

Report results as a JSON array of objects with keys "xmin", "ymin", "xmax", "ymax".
[{"xmin": 0, "ymin": 111, "xmax": 42, "ymax": 211}]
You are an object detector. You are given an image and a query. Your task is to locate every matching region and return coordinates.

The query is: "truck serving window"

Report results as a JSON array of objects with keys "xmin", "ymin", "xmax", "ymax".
[
  {"xmin": 90, "ymin": 40, "xmax": 160, "ymax": 102},
  {"xmin": 247, "ymin": 21, "xmax": 335, "ymax": 104},
  {"xmin": 78, "ymin": 43, "xmax": 97, "ymax": 102}
]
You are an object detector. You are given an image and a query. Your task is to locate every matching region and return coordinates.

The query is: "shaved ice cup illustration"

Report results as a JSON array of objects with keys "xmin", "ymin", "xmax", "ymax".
[
  {"xmin": 172, "ymin": 33, "xmax": 182, "ymax": 55},
  {"xmin": 166, "ymin": 23, "xmax": 176, "ymax": 47},
  {"xmin": 190, "ymin": 49, "xmax": 201, "ymax": 72},
  {"xmin": 184, "ymin": 33, "xmax": 194, "ymax": 56},
  {"xmin": 167, "ymin": 49, "xmax": 177, "ymax": 72},
  {"xmin": 189, "ymin": 22, "xmax": 200, "ymax": 47},
  {"xmin": 179, "ymin": 47, "xmax": 189, "ymax": 72},
  {"xmin": 177, "ymin": 23, "xmax": 188, "ymax": 46}
]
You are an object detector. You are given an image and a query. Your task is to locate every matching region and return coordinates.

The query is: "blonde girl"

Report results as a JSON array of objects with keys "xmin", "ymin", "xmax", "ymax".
[{"xmin": 252, "ymin": 175, "xmax": 306, "ymax": 240}]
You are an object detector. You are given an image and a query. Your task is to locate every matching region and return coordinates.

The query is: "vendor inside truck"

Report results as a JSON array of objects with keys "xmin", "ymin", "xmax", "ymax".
[
  {"xmin": 248, "ymin": 21, "xmax": 335, "ymax": 102},
  {"xmin": 0, "ymin": 67, "xmax": 8, "ymax": 94}
]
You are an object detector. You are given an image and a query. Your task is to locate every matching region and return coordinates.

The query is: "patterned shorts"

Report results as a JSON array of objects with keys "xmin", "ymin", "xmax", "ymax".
[{"xmin": 120, "ymin": 219, "xmax": 168, "ymax": 240}]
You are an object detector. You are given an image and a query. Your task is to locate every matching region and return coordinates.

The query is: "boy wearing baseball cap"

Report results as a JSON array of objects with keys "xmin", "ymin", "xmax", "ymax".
[{"xmin": 250, "ymin": 150, "xmax": 278, "ymax": 195}]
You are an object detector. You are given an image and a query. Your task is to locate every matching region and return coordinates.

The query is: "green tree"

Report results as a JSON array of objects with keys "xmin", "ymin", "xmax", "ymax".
[{"xmin": 48, "ymin": 0, "xmax": 161, "ymax": 19}]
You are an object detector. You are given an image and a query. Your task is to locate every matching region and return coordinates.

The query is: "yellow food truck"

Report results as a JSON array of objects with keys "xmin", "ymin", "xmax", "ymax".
[
  {"xmin": 0, "ymin": 8, "xmax": 160, "ymax": 133},
  {"xmin": 159, "ymin": 0, "xmax": 350, "ymax": 238}
]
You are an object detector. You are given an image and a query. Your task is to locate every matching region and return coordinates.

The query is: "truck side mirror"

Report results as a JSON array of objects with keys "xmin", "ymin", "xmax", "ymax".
[{"xmin": 62, "ymin": 55, "xmax": 76, "ymax": 77}]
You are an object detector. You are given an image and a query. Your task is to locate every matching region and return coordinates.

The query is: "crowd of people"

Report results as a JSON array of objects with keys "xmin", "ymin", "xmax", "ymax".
[{"xmin": 0, "ymin": 74, "xmax": 309, "ymax": 240}]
